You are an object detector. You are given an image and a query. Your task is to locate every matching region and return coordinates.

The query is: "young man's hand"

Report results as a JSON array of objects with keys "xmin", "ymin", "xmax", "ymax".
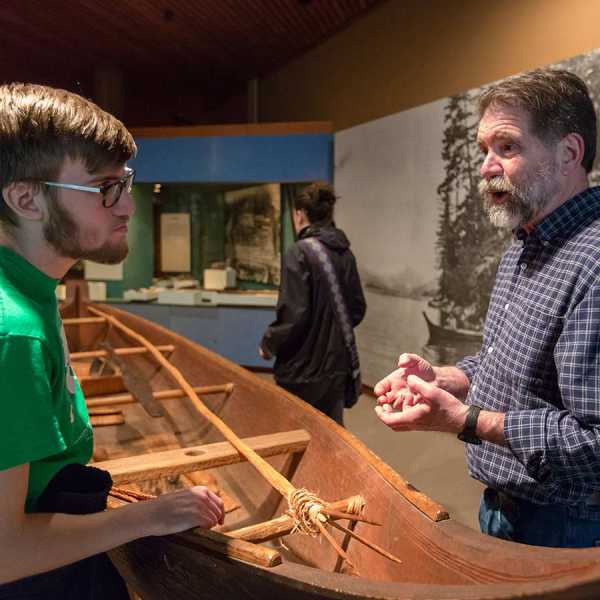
[{"xmin": 145, "ymin": 486, "xmax": 225, "ymax": 536}]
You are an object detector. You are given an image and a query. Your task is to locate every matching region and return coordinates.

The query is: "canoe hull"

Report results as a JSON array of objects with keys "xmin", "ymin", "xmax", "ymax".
[
  {"xmin": 109, "ymin": 533, "xmax": 600, "ymax": 600},
  {"xmin": 61, "ymin": 293, "xmax": 600, "ymax": 600}
]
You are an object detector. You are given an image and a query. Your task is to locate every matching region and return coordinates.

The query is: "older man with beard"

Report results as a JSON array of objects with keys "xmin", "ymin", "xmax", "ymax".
[
  {"xmin": 375, "ymin": 69, "xmax": 600, "ymax": 548},
  {"xmin": 0, "ymin": 84, "xmax": 224, "ymax": 597}
]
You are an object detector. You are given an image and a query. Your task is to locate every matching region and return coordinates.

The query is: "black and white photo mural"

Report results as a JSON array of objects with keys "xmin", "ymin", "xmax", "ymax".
[{"xmin": 335, "ymin": 48, "xmax": 600, "ymax": 387}]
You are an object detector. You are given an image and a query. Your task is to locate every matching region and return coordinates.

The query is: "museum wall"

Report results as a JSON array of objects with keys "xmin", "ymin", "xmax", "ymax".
[
  {"xmin": 256, "ymin": 0, "xmax": 600, "ymax": 386},
  {"xmin": 259, "ymin": 0, "xmax": 600, "ymax": 131}
]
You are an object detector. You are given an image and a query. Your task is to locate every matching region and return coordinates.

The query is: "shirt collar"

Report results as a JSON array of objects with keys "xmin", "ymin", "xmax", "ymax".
[
  {"xmin": 0, "ymin": 246, "xmax": 59, "ymax": 300},
  {"xmin": 514, "ymin": 186, "xmax": 600, "ymax": 244}
]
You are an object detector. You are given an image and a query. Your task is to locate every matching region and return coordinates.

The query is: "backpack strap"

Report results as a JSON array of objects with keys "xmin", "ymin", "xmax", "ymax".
[{"xmin": 299, "ymin": 238, "xmax": 361, "ymax": 405}]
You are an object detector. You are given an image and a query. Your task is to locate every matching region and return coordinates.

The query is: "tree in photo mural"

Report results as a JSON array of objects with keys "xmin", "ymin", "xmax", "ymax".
[{"xmin": 430, "ymin": 92, "xmax": 510, "ymax": 334}]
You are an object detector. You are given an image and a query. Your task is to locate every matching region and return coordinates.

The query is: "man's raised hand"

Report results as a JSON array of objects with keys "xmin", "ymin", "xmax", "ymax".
[{"xmin": 374, "ymin": 353, "xmax": 436, "ymax": 407}]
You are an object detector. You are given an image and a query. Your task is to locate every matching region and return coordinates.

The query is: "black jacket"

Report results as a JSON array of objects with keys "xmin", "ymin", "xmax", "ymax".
[{"xmin": 261, "ymin": 225, "xmax": 366, "ymax": 387}]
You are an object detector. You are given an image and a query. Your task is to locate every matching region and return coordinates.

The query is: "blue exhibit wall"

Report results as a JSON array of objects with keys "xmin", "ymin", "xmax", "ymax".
[
  {"xmin": 132, "ymin": 133, "xmax": 332, "ymax": 183},
  {"xmin": 129, "ymin": 122, "xmax": 333, "ymax": 184}
]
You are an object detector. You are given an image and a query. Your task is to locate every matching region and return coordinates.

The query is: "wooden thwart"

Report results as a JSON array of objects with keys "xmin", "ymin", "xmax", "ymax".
[
  {"xmin": 80, "ymin": 375, "xmax": 127, "ymax": 397},
  {"xmin": 86, "ymin": 383, "xmax": 234, "ymax": 409},
  {"xmin": 176, "ymin": 529, "xmax": 282, "ymax": 568},
  {"xmin": 228, "ymin": 497, "xmax": 362, "ymax": 543},
  {"xmin": 72, "ymin": 344, "xmax": 175, "ymax": 360},
  {"xmin": 63, "ymin": 316, "xmax": 107, "ymax": 326},
  {"xmin": 95, "ymin": 429, "xmax": 311, "ymax": 485},
  {"xmin": 90, "ymin": 413, "xmax": 125, "ymax": 427},
  {"xmin": 88, "ymin": 407, "xmax": 124, "ymax": 416}
]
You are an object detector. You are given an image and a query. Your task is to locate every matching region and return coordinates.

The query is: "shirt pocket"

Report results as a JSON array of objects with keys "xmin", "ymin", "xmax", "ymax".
[{"xmin": 496, "ymin": 301, "xmax": 566, "ymax": 395}]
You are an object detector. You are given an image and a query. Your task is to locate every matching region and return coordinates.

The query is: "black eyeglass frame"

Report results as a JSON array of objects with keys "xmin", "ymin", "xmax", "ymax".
[{"xmin": 42, "ymin": 167, "xmax": 136, "ymax": 208}]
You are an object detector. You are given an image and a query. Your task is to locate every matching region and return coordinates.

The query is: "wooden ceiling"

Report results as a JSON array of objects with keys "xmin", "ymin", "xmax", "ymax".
[{"xmin": 0, "ymin": 0, "xmax": 382, "ymax": 125}]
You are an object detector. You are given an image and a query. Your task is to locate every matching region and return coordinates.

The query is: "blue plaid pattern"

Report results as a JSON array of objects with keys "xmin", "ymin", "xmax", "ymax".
[{"xmin": 457, "ymin": 187, "xmax": 600, "ymax": 507}]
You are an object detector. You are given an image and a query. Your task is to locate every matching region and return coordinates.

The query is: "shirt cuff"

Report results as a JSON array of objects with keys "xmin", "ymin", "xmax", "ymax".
[{"xmin": 504, "ymin": 409, "xmax": 552, "ymax": 483}]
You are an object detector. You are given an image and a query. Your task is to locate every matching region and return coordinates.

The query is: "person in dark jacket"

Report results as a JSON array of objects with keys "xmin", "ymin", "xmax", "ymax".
[{"xmin": 259, "ymin": 183, "xmax": 366, "ymax": 426}]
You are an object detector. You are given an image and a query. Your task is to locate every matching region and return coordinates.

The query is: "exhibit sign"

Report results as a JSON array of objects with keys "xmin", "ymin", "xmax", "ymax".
[{"xmin": 160, "ymin": 213, "xmax": 191, "ymax": 272}]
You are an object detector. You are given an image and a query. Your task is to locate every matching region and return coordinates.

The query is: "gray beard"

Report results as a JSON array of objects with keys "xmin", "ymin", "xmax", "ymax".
[
  {"xmin": 484, "ymin": 192, "xmax": 534, "ymax": 229},
  {"xmin": 478, "ymin": 171, "xmax": 551, "ymax": 229}
]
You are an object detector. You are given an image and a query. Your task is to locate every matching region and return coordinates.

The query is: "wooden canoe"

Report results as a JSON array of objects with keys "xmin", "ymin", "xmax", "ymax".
[{"xmin": 61, "ymin": 283, "xmax": 600, "ymax": 600}]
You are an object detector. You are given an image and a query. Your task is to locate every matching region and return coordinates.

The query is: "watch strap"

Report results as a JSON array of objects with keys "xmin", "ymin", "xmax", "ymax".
[{"xmin": 457, "ymin": 404, "xmax": 482, "ymax": 445}]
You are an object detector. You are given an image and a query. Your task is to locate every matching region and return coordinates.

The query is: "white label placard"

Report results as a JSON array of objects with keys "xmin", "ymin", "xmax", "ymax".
[
  {"xmin": 161, "ymin": 213, "xmax": 191, "ymax": 272},
  {"xmin": 84, "ymin": 260, "xmax": 123, "ymax": 281}
]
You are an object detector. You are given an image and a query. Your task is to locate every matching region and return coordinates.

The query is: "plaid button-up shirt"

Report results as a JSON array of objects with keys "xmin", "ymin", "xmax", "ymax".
[{"xmin": 457, "ymin": 186, "xmax": 600, "ymax": 506}]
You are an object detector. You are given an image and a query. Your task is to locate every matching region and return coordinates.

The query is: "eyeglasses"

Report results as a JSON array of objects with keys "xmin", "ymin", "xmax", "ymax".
[{"xmin": 43, "ymin": 167, "xmax": 135, "ymax": 208}]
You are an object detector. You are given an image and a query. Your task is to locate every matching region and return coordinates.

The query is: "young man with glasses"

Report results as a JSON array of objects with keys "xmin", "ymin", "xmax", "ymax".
[{"xmin": 0, "ymin": 83, "xmax": 224, "ymax": 597}]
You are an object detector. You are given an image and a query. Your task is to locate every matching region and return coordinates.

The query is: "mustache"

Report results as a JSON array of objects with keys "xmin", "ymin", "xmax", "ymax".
[{"xmin": 478, "ymin": 175, "xmax": 519, "ymax": 195}]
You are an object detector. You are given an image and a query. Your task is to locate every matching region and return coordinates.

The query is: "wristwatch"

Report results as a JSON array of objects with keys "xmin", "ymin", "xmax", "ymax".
[{"xmin": 457, "ymin": 405, "xmax": 482, "ymax": 445}]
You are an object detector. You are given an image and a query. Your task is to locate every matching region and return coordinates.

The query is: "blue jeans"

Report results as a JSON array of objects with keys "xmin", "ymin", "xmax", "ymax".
[{"xmin": 479, "ymin": 487, "xmax": 600, "ymax": 548}]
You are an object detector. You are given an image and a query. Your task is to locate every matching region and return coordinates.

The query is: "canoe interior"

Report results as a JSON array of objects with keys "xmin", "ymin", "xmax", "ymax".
[{"xmin": 60, "ymin": 285, "xmax": 600, "ymax": 599}]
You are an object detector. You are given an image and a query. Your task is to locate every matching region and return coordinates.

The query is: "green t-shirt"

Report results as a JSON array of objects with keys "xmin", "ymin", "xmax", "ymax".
[{"xmin": 0, "ymin": 246, "xmax": 93, "ymax": 511}]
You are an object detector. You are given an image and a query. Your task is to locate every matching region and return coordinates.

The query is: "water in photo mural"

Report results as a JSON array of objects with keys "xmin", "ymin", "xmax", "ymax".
[{"xmin": 335, "ymin": 48, "xmax": 600, "ymax": 386}]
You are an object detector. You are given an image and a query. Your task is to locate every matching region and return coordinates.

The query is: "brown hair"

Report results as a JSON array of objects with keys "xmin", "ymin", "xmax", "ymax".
[
  {"xmin": 0, "ymin": 83, "xmax": 136, "ymax": 226},
  {"xmin": 294, "ymin": 182, "xmax": 337, "ymax": 225},
  {"xmin": 479, "ymin": 68, "xmax": 597, "ymax": 173}
]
